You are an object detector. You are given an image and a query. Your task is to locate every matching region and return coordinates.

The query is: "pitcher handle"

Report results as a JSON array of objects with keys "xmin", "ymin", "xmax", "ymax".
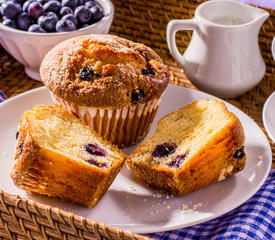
[{"xmin": 166, "ymin": 19, "xmax": 198, "ymax": 64}]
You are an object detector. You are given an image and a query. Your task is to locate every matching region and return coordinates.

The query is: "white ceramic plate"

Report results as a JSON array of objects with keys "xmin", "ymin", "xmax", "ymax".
[
  {"xmin": 0, "ymin": 84, "xmax": 271, "ymax": 234},
  {"xmin": 263, "ymin": 91, "xmax": 275, "ymax": 143}
]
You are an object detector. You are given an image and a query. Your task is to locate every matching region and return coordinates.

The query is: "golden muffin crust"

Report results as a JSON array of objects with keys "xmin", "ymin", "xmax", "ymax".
[{"xmin": 40, "ymin": 34, "xmax": 169, "ymax": 108}]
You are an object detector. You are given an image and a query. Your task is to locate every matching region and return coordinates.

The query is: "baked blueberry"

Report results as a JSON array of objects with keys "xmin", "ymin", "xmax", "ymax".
[
  {"xmin": 79, "ymin": 67, "xmax": 94, "ymax": 81},
  {"xmin": 131, "ymin": 88, "xmax": 145, "ymax": 104},
  {"xmin": 18, "ymin": 140, "xmax": 24, "ymax": 155},
  {"xmin": 74, "ymin": 5, "xmax": 91, "ymax": 24},
  {"xmin": 55, "ymin": 18, "xmax": 76, "ymax": 31},
  {"xmin": 38, "ymin": 11, "xmax": 58, "ymax": 32},
  {"xmin": 17, "ymin": 12, "xmax": 32, "ymax": 30},
  {"xmin": 43, "ymin": 0, "xmax": 61, "ymax": 13},
  {"xmin": 86, "ymin": 158, "xmax": 108, "ymax": 168},
  {"xmin": 62, "ymin": 13, "xmax": 77, "ymax": 26},
  {"xmin": 152, "ymin": 142, "xmax": 177, "ymax": 158},
  {"xmin": 28, "ymin": 2, "xmax": 43, "ymax": 19},
  {"xmin": 233, "ymin": 146, "xmax": 245, "ymax": 160},
  {"xmin": 84, "ymin": 143, "xmax": 107, "ymax": 157},
  {"xmin": 141, "ymin": 68, "xmax": 155, "ymax": 76},
  {"xmin": 16, "ymin": 131, "xmax": 19, "ymax": 140},
  {"xmin": 28, "ymin": 23, "xmax": 46, "ymax": 32},
  {"xmin": 167, "ymin": 154, "xmax": 187, "ymax": 168}
]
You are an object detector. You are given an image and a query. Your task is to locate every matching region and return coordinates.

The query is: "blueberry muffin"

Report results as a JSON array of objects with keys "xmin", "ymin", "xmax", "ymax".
[
  {"xmin": 11, "ymin": 105, "xmax": 126, "ymax": 207},
  {"xmin": 40, "ymin": 34, "xmax": 169, "ymax": 147},
  {"xmin": 126, "ymin": 99, "xmax": 246, "ymax": 195}
]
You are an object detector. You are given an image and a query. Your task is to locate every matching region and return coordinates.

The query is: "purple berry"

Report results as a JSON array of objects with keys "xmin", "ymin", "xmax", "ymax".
[
  {"xmin": 85, "ymin": 0, "xmax": 96, "ymax": 8},
  {"xmin": 84, "ymin": 143, "xmax": 107, "ymax": 157},
  {"xmin": 86, "ymin": 158, "xmax": 108, "ymax": 168},
  {"xmin": 152, "ymin": 142, "xmax": 177, "ymax": 158},
  {"xmin": 2, "ymin": 17, "xmax": 17, "ymax": 28},
  {"xmin": 23, "ymin": 0, "xmax": 34, "ymax": 12},
  {"xmin": 167, "ymin": 154, "xmax": 187, "ymax": 168},
  {"xmin": 79, "ymin": 67, "xmax": 94, "ymax": 81},
  {"xmin": 59, "ymin": 6, "xmax": 72, "ymax": 17},
  {"xmin": 233, "ymin": 146, "xmax": 245, "ymax": 159},
  {"xmin": 28, "ymin": 2, "xmax": 43, "ymax": 19},
  {"xmin": 74, "ymin": 5, "xmax": 91, "ymax": 24},
  {"xmin": 61, "ymin": 0, "xmax": 78, "ymax": 10},
  {"xmin": 131, "ymin": 88, "xmax": 145, "ymax": 104},
  {"xmin": 62, "ymin": 13, "xmax": 77, "ymax": 26},
  {"xmin": 55, "ymin": 18, "xmax": 75, "ymax": 31},
  {"xmin": 141, "ymin": 68, "xmax": 155, "ymax": 76},
  {"xmin": 1, "ymin": 1, "xmax": 21, "ymax": 19},
  {"xmin": 38, "ymin": 11, "xmax": 58, "ymax": 32},
  {"xmin": 38, "ymin": 0, "xmax": 50, "ymax": 5},
  {"xmin": 18, "ymin": 140, "xmax": 24, "ymax": 155},
  {"xmin": 28, "ymin": 23, "xmax": 46, "ymax": 32},
  {"xmin": 43, "ymin": 0, "xmax": 61, "ymax": 13},
  {"xmin": 90, "ymin": 4, "xmax": 103, "ymax": 22},
  {"xmin": 17, "ymin": 12, "xmax": 32, "ymax": 30}
]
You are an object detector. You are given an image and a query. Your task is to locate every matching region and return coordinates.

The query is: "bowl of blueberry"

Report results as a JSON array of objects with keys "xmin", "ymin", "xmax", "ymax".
[{"xmin": 0, "ymin": 0, "xmax": 114, "ymax": 81}]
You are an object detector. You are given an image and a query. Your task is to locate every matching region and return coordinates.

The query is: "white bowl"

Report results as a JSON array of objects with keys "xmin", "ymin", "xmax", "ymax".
[{"xmin": 0, "ymin": 0, "xmax": 114, "ymax": 81}]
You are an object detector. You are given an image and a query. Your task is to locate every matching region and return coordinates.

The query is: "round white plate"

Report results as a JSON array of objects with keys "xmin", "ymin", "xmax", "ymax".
[
  {"xmin": 0, "ymin": 85, "xmax": 271, "ymax": 234},
  {"xmin": 263, "ymin": 91, "xmax": 275, "ymax": 143}
]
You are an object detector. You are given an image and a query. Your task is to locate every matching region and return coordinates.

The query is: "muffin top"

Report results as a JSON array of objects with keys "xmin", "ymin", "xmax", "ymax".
[{"xmin": 40, "ymin": 34, "xmax": 169, "ymax": 108}]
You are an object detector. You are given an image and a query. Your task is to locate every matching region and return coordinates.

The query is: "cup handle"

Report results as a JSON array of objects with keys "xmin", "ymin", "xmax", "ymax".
[{"xmin": 166, "ymin": 19, "xmax": 198, "ymax": 64}]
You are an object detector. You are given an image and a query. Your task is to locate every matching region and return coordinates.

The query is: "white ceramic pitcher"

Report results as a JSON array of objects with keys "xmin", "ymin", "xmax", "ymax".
[{"xmin": 167, "ymin": 0, "xmax": 269, "ymax": 98}]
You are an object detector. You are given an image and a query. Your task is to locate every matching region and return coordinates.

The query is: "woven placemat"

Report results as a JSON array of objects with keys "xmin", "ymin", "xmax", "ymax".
[{"xmin": 0, "ymin": 0, "xmax": 274, "ymax": 239}]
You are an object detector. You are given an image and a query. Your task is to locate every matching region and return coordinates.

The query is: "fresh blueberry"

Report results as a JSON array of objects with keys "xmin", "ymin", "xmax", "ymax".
[
  {"xmin": 1, "ymin": 17, "xmax": 17, "ymax": 28},
  {"xmin": 90, "ymin": 4, "xmax": 103, "ymax": 22},
  {"xmin": 15, "ymin": 0, "xmax": 25, "ymax": 4},
  {"xmin": 61, "ymin": 0, "xmax": 78, "ymax": 10},
  {"xmin": 78, "ymin": 0, "xmax": 84, "ymax": 5},
  {"xmin": 79, "ymin": 67, "xmax": 94, "ymax": 81},
  {"xmin": 81, "ymin": 23, "xmax": 89, "ymax": 28},
  {"xmin": 22, "ymin": 0, "xmax": 34, "ymax": 12},
  {"xmin": 43, "ymin": 0, "xmax": 61, "ymax": 13},
  {"xmin": 0, "ymin": 1, "xmax": 21, "ymax": 19},
  {"xmin": 28, "ymin": 23, "xmax": 46, "ymax": 32},
  {"xmin": 17, "ymin": 12, "xmax": 32, "ymax": 30},
  {"xmin": 131, "ymin": 88, "xmax": 145, "ymax": 104},
  {"xmin": 84, "ymin": 143, "xmax": 107, "ymax": 157},
  {"xmin": 28, "ymin": 2, "xmax": 43, "ymax": 19},
  {"xmin": 85, "ymin": 0, "xmax": 96, "ymax": 8},
  {"xmin": 38, "ymin": 11, "xmax": 58, "ymax": 31},
  {"xmin": 59, "ymin": 6, "xmax": 72, "ymax": 17},
  {"xmin": 167, "ymin": 154, "xmax": 187, "ymax": 168},
  {"xmin": 55, "ymin": 18, "xmax": 76, "ymax": 31},
  {"xmin": 86, "ymin": 158, "xmax": 108, "ymax": 168},
  {"xmin": 62, "ymin": 13, "xmax": 77, "ymax": 26},
  {"xmin": 141, "ymin": 68, "xmax": 155, "ymax": 76},
  {"xmin": 152, "ymin": 142, "xmax": 177, "ymax": 158},
  {"xmin": 37, "ymin": 0, "xmax": 49, "ymax": 5},
  {"xmin": 233, "ymin": 146, "xmax": 245, "ymax": 160},
  {"xmin": 74, "ymin": 5, "xmax": 91, "ymax": 24}
]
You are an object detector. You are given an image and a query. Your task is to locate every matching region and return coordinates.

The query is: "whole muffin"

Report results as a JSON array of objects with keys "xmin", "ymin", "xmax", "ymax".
[{"xmin": 40, "ymin": 34, "xmax": 169, "ymax": 147}]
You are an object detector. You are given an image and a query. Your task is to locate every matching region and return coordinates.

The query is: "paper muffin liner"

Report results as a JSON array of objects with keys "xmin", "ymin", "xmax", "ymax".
[{"xmin": 50, "ymin": 92, "xmax": 161, "ymax": 148}]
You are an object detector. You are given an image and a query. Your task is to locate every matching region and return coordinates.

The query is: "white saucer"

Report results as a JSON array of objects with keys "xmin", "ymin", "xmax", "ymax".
[{"xmin": 263, "ymin": 91, "xmax": 275, "ymax": 143}]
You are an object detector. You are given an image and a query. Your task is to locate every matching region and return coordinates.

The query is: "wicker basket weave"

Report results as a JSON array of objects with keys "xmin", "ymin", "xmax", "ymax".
[{"xmin": 0, "ymin": 0, "xmax": 274, "ymax": 239}]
